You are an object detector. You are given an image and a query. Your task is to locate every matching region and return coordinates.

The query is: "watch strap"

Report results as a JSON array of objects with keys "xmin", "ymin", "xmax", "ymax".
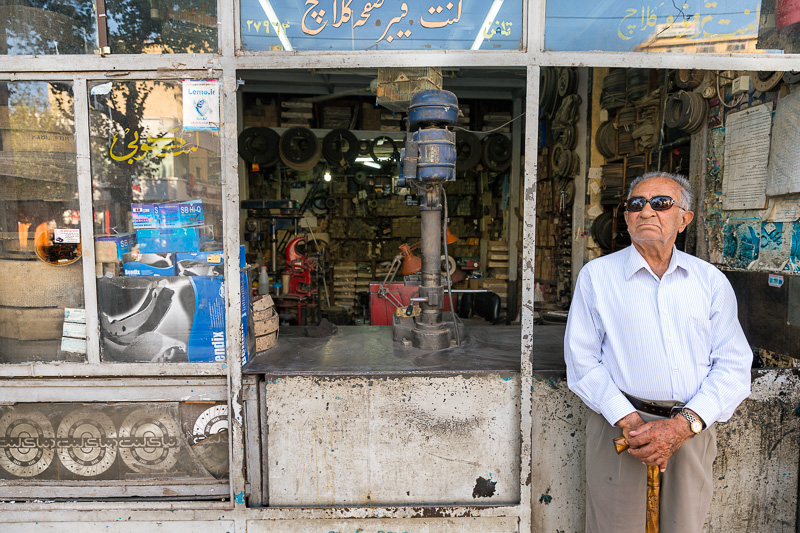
[{"xmin": 676, "ymin": 409, "xmax": 702, "ymax": 434}]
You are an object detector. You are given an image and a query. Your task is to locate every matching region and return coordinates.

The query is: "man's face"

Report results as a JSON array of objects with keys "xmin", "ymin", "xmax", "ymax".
[{"xmin": 623, "ymin": 177, "xmax": 694, "ymax": 246}]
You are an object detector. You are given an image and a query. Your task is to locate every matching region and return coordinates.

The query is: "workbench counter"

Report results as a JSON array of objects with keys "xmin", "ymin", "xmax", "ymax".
[{"xmin": 243, "ymin": 323, "xmax": 570, "ymax": 376}]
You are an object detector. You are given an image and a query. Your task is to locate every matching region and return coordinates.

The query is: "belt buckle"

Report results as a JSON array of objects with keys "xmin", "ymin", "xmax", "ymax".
[{"xmin": 669, "ymin": 402, "xmax": 686, "ymax": 416}]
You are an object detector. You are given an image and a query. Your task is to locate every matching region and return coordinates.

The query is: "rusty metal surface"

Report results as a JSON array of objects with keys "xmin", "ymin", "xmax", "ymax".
[
  {"xmin": 247, "ymin": 517, "xmax": 519, "ymax": 532},
  {"xmin": 243, "ymin": 325, "xmax": 523, "ymax": 375},
  {"xmin": 264, "ymin": 374, "xmax": 520, "ymax": 506}
]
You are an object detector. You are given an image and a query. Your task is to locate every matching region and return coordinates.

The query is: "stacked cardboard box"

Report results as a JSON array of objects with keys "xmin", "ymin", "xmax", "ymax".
[
  {"xmin": 243, "ymin": 102, "xmax": 278, "ymax": 128},
  {"xmin": 322, "ymin": 105, "xmax": 353, "ymax": 129},
  {"xmin": 333, "ymin": 262, "xmax": 358, "ymax": 308},
  {"xmin": 355, "ymin": 265, "xmax": 372, "ymax": 293},
  {"xmin": 281, "ymin": 100, "xmax": 313, "ymax": 128},
  {"xmin": 486, "ymin": 240, "xmax": 509, "ymax": 306},
  {"xmin": 380, "ymin": 112, "xmax": 403, "ymax": 131},
  {"xmin": 253, "ymin": 295, "xmax": 279, "ymax": 352},
  {"xmin": 361, "ymin": 103, "xmax": 382, "ymax": 130},
  {"xmin": 482, "ymin": 112, "xmax": 512, "ymax": 133}
]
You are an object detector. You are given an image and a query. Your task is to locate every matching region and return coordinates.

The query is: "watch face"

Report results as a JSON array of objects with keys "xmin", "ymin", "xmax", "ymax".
[{"xmin": 691, "ymin": 420, "xmax": 703, "ymax": 434}]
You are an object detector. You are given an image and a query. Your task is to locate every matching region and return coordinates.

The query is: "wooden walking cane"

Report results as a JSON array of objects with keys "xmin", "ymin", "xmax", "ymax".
[{"xmin": 614, "ymin": 436, "xmax": 660, "ymax": 533}]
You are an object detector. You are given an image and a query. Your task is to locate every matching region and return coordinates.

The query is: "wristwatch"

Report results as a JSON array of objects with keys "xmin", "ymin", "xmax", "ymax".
[{"xmin": 676, "ymin": 409, "xmax": 703, "ymax": 435}]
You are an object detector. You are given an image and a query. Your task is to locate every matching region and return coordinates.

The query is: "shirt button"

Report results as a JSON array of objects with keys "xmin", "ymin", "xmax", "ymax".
[{"xmin": 672, "ymin": 367, "xmax": 678, "ymax": 372}]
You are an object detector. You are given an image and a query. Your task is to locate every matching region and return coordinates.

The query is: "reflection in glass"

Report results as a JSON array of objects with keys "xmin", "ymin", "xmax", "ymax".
[
  {"xmin": 544, "ymin": 0, "xmax": 780, "ymax": 53},
  {"xmin": 89, "ymin": 80, "xmax": 225, "ymax": 363},
  {"xmin": 0, "ymin": 81, "xmax": 85, "ymax": 363},
  {"xmin": 0, "ymin": 1, "xmax": 97, "ymax": 55},
  {"xmin": 105, "ymin": 0, "xmax": 217, "ymax": 54}
]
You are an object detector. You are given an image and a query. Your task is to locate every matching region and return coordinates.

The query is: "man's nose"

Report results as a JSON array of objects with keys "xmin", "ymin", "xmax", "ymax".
[{"xmin": 639, "ymin": 200, "xmax": 657, "ymax": 216}]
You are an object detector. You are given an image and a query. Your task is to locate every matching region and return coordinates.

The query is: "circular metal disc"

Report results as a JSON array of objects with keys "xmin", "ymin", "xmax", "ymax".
[
  {"xmin": 751, "ymin": 71, "xmax": 784, "ymax": 92},
  {"xmin": 118, "ymin": 408, "xmax": 180, "ymax": 473},
  {"xmin": 192, "ymin": 405, "xmax": 228, "ymax": 445},
  {"xmin": 238, "ymin": 127, "xmax": 280, "ymax": 166},
  {"xmin": 57, "ymin": 408, "xmax": 117, "ymax": 477},
  {"xmin": 279, "ymin": 127, "xmax": 321, "ymax": 171},
  {"xmin": 783, "ymin": 71, "xmax": 800, "ymax": 84},
  {"xmin": 0, "ymin": 408, "xmax": 55, "ymax": 478}
]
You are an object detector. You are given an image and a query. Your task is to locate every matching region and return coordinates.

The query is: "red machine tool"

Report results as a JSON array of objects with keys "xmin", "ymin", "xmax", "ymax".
[{"xmin": 284, "ymin": 236, "xmax": 317, "ymax": 297}]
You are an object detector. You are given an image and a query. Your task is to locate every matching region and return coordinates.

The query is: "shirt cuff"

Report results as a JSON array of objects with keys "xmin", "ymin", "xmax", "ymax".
[
  {"xmin": 602, "ymin": 393, "xmax": 637, "ymax": 427},
  {"xmin": 684, "ymin": 395, "xmax": 720, "ymax": 428}
]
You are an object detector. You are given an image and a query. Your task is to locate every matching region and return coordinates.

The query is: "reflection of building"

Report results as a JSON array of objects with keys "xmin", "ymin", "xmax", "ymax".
[{"xmin": 636, "ymin": 24, "xmax": 760, "ymax": 53}]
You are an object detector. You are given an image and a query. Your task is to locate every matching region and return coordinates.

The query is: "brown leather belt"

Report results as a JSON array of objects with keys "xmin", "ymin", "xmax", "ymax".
[{"xmin": 623, "ymin": 392, "xmax": 683, "ymax": 418}]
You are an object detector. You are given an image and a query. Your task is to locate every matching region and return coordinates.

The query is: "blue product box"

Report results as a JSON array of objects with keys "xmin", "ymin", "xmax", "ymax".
[
  {"xmin": 152, "ymin": 200, "xmax": 204, "ymax": 228},
  {"xmin": 136, "ymin": 227, "xmax": 202, "ymax": 253},
  {"xmin": 186, "ymin": 270, "xmax": 252, "ymax": 364},
  {"xmin": 175, "ymin": 249, "xmax": 224, "ymax": 276},
  {"xmin": 96, "ymin": 265, "xmax": 252, "ymax": 364},
  {"xmin": 131, "ymin": 204, "xmax": 157, "ymax": 229},
  {"xmin": 123, "ymin": 252, "xmax": 176, "ymax": 277},
  {"xmin": 154, "ymin": 203, "xmax": 180, "ymax": 228},
  {"xmin": 178, "ymin": 200, "xmax": 204, "ymax": 227},
  {"xmin": 96, "ymin": 233, "xmax": 136, "ymax": 261}
]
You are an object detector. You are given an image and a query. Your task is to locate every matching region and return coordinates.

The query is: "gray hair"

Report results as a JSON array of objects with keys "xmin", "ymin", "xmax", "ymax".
[{"xmin": 627, "ymin": 171, "xmax": 693, "ymax": 210}]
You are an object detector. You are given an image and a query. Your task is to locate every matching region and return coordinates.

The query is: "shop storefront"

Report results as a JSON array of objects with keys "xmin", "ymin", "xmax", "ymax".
[{"xmin": 0, "ymin": 1, "xmax": 799, "ymax": 532}]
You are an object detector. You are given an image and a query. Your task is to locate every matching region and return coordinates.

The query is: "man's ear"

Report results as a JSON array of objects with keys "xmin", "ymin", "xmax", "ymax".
[{"xmin": 678, "ymin": 210, "xmax": 694, "ymax": 232}]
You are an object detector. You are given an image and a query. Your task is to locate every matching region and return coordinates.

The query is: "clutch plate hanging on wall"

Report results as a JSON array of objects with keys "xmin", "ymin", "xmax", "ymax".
[
  {"xmin": 238, "ymin": 127, "xmax": 280, "ymax": 167},
  {"xmin": 322, "ymin": 129, "xmax": 359, "ymax": 168},
  {"xmin": 482, "ymin": 133, "xmax": 512, "ymax": 172},
  {"xmin": 455, "ymin": 130, "xmax": 481, "ymax": 172},
  {"xmin": 279, "ymin": 127, "xmax": 321, "ymax": 171}
]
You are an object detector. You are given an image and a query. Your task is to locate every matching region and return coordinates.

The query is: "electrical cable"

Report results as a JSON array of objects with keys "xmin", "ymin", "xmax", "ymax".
[
  {"xmin": 452, "ymin": 112, "xmax": 526, "ymax": 134},
  {"xmin": 717, "ymin": 71, "xmax": 745, "ymax": 109},
  {"xmin": 440, "ymin": 185, "xmax": 462, "ymax": 347}
]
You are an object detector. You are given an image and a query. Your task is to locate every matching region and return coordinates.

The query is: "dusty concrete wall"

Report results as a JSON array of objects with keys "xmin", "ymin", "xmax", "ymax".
[{"xmin": 531, "ymin": 370, "xmax": 800, "ymax": 532}]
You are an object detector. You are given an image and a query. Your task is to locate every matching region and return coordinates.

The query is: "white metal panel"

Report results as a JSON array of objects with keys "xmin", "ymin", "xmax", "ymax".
[
  {"xmin": 518, "ymin": 65, "xmax": 540, "ymax": 533},
  {"xmin": 247, "ymin": 517, "xmax": 519, "ymax": 532},
  {"xmin": 74, "ymin": 78, "xmax": 100, "ymax": 365},
  {"xmin": 3, "ymin": 521, "xmax": 234, "ymax": 533},
  {"xmin": 265, "ymin": 374, "xmax": 520, "ymax": 506},
  {"xmin": 0, "ymin": 362, "xmax": 227, "ymax": 378},
  {"xmin": 0, "ymin": 378, "xmax": 227, "ymax": 402}
]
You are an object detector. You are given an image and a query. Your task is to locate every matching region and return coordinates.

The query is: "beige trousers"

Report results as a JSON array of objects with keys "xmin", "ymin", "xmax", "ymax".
[{"xmin": 585, "ymin": 409, "xmax": 717, "ymax": 533}]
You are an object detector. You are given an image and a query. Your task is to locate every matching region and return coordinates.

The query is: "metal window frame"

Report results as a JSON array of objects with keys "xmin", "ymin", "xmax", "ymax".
[{"xmin": 0, "ymin": 0, "xmax": 794, "ymax": 527}]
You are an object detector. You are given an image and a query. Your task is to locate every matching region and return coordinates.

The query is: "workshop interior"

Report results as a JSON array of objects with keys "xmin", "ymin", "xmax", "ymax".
[{"xmin": 235, "ymin": 67, "xmax": 524, "ymax": 337}]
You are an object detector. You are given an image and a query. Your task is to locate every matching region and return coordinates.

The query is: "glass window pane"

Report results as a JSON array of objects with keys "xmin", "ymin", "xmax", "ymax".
[
  {"xmin": 105, "ymin": 0, "xmax": 217, "ymax": 54},
  {"xmin": 239, "ymin": 0, "xmax": 523, "ymax": 51},
  {"xmin": 0, "ymin": 81, "xmax": 86, "ymax": 364},
  {"xmin": 0, "ymin": 1, "xmax": 97, "ymax": 55},
  {"xmin": 89, "ymin": 80, "xmax": 228, "ymax": 363},
  {"xmin": 544, "ymin": 0, "xmax": 796, "ymax": 54}
]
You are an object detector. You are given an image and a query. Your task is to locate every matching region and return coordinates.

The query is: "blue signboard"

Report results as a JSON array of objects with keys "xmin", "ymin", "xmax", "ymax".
[
  {"xmin": 240, "ymin": 0, "xmax": 523, "ymax": 51},
  {"xmin": 545, "ymin": 0, "xmax": 761, "ymax": 52}
]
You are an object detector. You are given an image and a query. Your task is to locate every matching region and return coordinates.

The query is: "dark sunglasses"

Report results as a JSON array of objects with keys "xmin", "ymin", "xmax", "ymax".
[{"xmin": 625, "ymin": 195, "xmax": 683, "ymax": 212}]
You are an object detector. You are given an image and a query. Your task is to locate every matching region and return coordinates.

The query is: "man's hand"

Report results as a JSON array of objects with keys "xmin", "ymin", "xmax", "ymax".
[
  {"xmin": 625, "ymin": 416, "xmax": 695, "ymax": 472},
  {"xmin": 615, "ymin": 411, "xmax": 646, "ymax": 442}
]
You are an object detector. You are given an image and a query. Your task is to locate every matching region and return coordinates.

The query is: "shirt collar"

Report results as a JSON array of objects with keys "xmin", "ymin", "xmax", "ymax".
[{"xmin": 624, "ymin": 244, "xmax": 686, "ymax": 280}]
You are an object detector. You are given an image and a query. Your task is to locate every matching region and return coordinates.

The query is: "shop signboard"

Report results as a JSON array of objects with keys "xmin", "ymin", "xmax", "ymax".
[
  {"xmin": 239, "ymin": 0, "xmax": 523, "ymax": 51},
  {"xmin": 545, "ymin": 0, "xmax": 763, "ymax": 53}
]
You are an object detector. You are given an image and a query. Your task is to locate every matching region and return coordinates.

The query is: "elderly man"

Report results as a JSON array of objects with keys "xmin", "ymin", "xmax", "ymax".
[{"xmin": 564, "ymin": 171, "xmax": 752, "ymax": 533}]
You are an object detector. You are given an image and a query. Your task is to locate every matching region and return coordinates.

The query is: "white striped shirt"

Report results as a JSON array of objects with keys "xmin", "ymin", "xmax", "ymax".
[{"xmin": 564, "ymin": 245, "xmax": 752, "ymax": 427}]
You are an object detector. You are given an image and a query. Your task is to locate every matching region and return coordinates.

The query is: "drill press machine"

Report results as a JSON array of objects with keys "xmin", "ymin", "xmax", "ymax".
[{"xmin": 392, "ymin": 89, "xmax": 465, "ymax": 351}]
